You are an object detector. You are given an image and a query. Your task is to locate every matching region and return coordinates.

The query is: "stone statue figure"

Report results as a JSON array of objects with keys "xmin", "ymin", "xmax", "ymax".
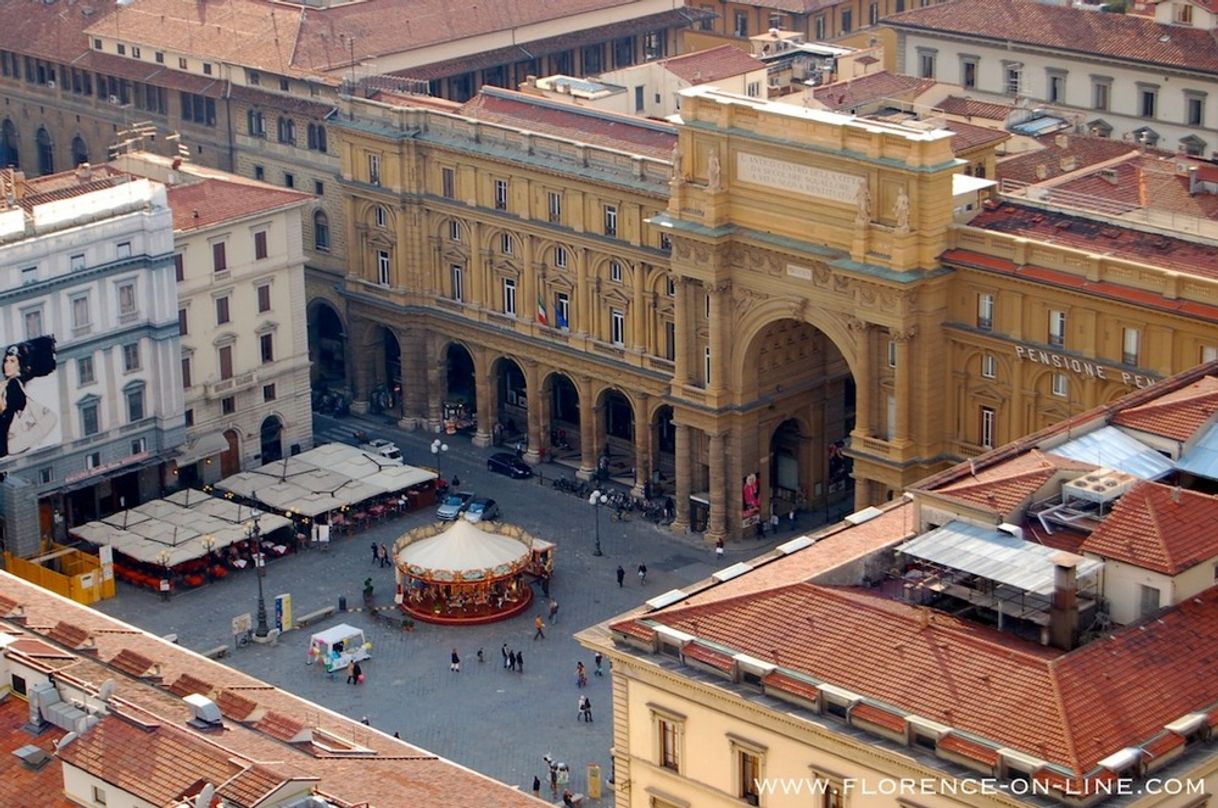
[
  {"xmin": 670, "ymin": 141, "xmax": 683, "ymax": 184},
  {"xmin": 707, "ymin": 151, "xmax": 722, "ymax": 191},
  {"xmin": 854, "ymin": 181, "xmax": 871, "ymax": 224},
  {"xmin": 893, "ymin": 186, "xmax": 911, "ymax": 233}
]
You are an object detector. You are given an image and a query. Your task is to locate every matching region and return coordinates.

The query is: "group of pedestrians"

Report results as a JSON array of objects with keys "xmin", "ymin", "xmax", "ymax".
[
  {"xmin": 614, "ymin": 563, "xmax": 647, "ymax": 587},
  {"xmin": 370, "ymin": 542, "xmax": 391, "ymax": 568},
  {"xmin": 499, "ymin": 642, "xmax": 526, "ymax": 673}
]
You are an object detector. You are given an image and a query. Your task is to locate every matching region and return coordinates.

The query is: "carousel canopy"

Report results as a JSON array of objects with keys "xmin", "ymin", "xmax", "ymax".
[{"xmin": 398, "ymin": 520, "xmax": 530, "ymax": 583}]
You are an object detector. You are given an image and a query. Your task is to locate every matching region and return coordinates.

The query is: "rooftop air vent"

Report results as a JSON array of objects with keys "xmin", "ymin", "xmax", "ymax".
[
  {"xmin": 1062, "ymin": 469, "xmax": 1136, "ymax": 506},
  {"xmin": 183, "ymin": 693, "xmax": 223, "ymax": 730}
]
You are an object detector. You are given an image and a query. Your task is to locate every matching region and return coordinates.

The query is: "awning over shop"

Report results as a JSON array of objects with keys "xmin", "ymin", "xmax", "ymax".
[{"xmin": 173, "ymin": 430, "xmax": 230, "ymax": 466}]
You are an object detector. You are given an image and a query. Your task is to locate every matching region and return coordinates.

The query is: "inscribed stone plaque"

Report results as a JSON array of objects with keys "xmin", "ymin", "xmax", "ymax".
[{"xmin": 736, "ymin": 152, "xmax": 863, "ymax": 204}]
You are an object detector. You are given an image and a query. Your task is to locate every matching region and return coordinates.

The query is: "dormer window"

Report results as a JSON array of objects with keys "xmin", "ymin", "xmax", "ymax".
[{"xmin": 1174, "ymin": 3, "xmax": 1194, "ymax": 24}]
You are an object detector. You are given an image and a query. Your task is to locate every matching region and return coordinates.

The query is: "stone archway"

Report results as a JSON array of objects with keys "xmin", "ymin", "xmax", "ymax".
[
  {"xmin": 307, "ymin": 300, "xmax": 346, "ymax": 388},
  {"xmin": 493, "ymin": 357, "xmax": 527, "ymax": 448},
  {"xmin": 221, "ymin": 429, "xmax": 241, "ymax": 477},
  {"xmin": 371, "ymin": 327, "xmax": 401, "ymax": 417},
  {"xmin": 441, "ymin": 342, "xmax": 477, "ymax": 434},
  {"xmin": 260, "ymin": 416, "xmax": 284, "ymax": 464},
  {"xmin": 543, "ymin": 372, "xmax": 580, "ymax": 464},
  {"xmin": 596, "ymin": 388, "xmax": 636, "ymax": 485}
]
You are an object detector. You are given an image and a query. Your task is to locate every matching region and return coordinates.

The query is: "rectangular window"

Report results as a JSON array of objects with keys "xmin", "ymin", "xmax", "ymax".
[
  {"xmin": 1005, "ymin": 66, "xmax": 1021, "ymax": 95},
  {"xmin": 92, "ymin": 785, "xmax": 107, "ymax": 806},
  {"xmin": 377, "ymin": 250, "xmax": 391, "ymax": 286},
  {"xmin": 257, "ymin": 284, "xmax": 271, "ymax": 313},
  {"xmin": 21, "ymin": 266, "xmax": 37, "ymax": 285},
  {"xmin": 71, "ymin": 296, "xmax": 91, "ymax": 331},
  {"xmin": 918, "ymin": 51, "xmax": 936, "ymax": 80},
  {"xmin": 375, "ymin": 206, "xmax": 387, "ymax": 228},
  {"xmin": 660, "ymin": 232, "xmax": 671, "ymax": 251},
  {"xmin": 70, "ymin": 253, "xmax": 86, "ymax": 271},
  {"xmin": 263, "ymin": 383, "xmax": 277, "ymax": 402},
  {"xmin": 1141, "ymin": 88, "xmax": 1157, "ymax": 118},
  {"xmin": 254, "ymin": 230, "xmax": 268, "ymax": 260},
  {"xmin": 179, "ymin": 92, "xmax": 215, "ymax": 125},
  {"xmin": 604, "ymin": 205, "xmax": 618, "ymax": 237},
  {"xmin": 739, "ymin": 750, "xmax": 761, "ymax": 805},
  {"xmin": 704, "ymin": 345, "xmax": 712, "ymax": 384},
  {"xmin": 202, "ymin": 62, "xmax": 212, "ymax": 75},
  {"xmin": 503, "ymin": 278, "xmax": 517, "ymax": 316},
  {"xmin": 1176, "ymin": 2, "xmax": 1194, "ymax": 23},
  {"xmin": 961, "ymin": 59, "xmax": 977, "ymax": 89},
  {"xmin": 212, "ymin": 242, "xmax": 227, "ymax": 273},
  {"xmin": 215, "ymin": 296, "xmax": 230, "ymax": 325},
  {"xmin": 284, "ymin": 173, "xmax": 294, "ymax": 189},
  {"xmin": 1140, "ymin": 584, "xmax": 1161, "ymax": 617},
  {"xmin": 441, "ymin": 167, "xmax": 455, "ymax": 199},
  {"xmin": 501, "ymin": 233, "xmax": 513, "ymax": 255},
  {"xmin": 887, "ymin": 340, "xmax": 897, "ymax": 368},
  {"xmin": 1123, "ymin": 327, "xmax": 1140, "ymax": 365},
  {"xmin": 665, "ymin": 321, "xmax": 676, "ymax": 360},
  {"xmin": 39, "ymin": 467, "xmax": 54, "ymax": 485},
  {"xmin": 81, "ymin": 402, "xmax": 100, "ymax": 436},
  {"xmin": 219, "ymin": 345, "xmax": 233, "ymax": 380},
  {"xmin": 86, "ymin": 451, "xmax": 101, "ymax": 469},
  {"xmin": 118, "ymin": 282, "xmax": 137, "ymax": 318},
  {"xmin": 977, "ymin": 293, "xmax": 994, "ymax": 330},
  {"xmin": 1049, "ymin": 309, "xmax": 1066, "ymax": 346},
  {"xmin": 1202, "ymin": 345, "xmax": 1218, "ymax": 363},
  {"xmin": 1094, "ymin": 80, "xmax": 1110, "ymax": 111},
  {"xmin": 982, "ymin": 353, "xmax": 996, "ymax": 379},
  {"xmin": 451, "ymin": 265, "xmax": 464, "ymax": 302},
  {"xmin": 260, "ymin": 333, "xmax": 274, "ymax": 363},
  {"xmin": 314, "ymin": 180, "xmax": 324, "ymax": 195},
  {"xmin": 127, "ymin": 388, "xmax": 144, "ymax": 422},
  {"xmin": 494, "ymin": 179, "xmax": 508, "ymax": 210},
  {"xmin": 610, "ymin": 261, "xmax": 622, "ymax": 283},
  {"xmin": 980, "ymin": 406, "xmax": 995, "ymax": 449},
  {"xmin": 181, "ymin": 356, "xmax": 192, "ymax": 388},
  {"xmin": 548, "ymin": 191, "xmax": 562, "ymax": 224},
  {"xmin": 841, "ymin": 9, "xmax": 852, "ymax": 32},
  {"xmin": 122, "ymin": 342, "xmax": 140, "ymax": 372},
  {"xmin": 746, "ymin": 81, "xmax": 760, "ymax": 98},
  {"xmin": 556, "ymin": 293, "xmax": 570, "ymax": 330},
  {"xmin": 634, "ymin": 85, "xmax": 644, "ymax": 113},
  {"xmin": 1048, "ymin": 72, "xmax": 1066, "ymax": 103},
  {"xmin": 658, "ymin": 718, "xmax": 681, "ymax": 772},
  {"xmin": 368, "ymin": 153, "xmax": 381, "ymax": 185},
  {"xmin": 555, "ymin": 246, "xmax": 568, "ymax": 268},
  {"xmin": 24, "ymin": 309, "xmax": 43, "ymax": 339},
  {"xmin": 1188, "ymin": 95, "xmax": 1205, "ymax": 126},
  {"xmin": 131, "ymin": 436, "xmax": 146, "ymax": 454},
  {"xmin": 815, "ymin": 15, "xmax": 826, "ymax": 39},
  {"xmin": 734, "ymin": 11, "xmax": 748, "ymax": 36},
  {"xmin": 174, "ymin": 253, "xmax": 184, "ymax": 282},
  {"xmin": 116, "ymin": 241, "xmax": 132, "ymax": 259},
  {"xmin": 78, "ymin": 357, "xmax": 95, "ymax": 386},
  {"xmin": 221, "ymin": 396, "xmax": 235, "ymax": 415},
  {"xmin": 1052, "ymin": 373, "xmax": 1068, "ymax": 398},
  {"xmin": 449, "ymin": 220, "xmax": 461, "ymax": 242},
  {"xmin": 178, "ymin": 308, "xmax": 188, "ymax": 335},
  {"xmin": 610, "ymin": 308, "xmax": 625, "ymax": 346}
]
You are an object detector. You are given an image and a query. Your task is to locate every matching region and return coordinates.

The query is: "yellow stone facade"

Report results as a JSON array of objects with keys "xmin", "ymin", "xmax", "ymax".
[{"xmin": 327, "ymin": 87, "xmax": 1218, "ymax": 542}]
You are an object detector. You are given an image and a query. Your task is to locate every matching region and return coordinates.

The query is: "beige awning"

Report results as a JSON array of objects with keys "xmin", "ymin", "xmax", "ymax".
[{"xmin": 174, "ymin": 430, "xmax": 230, "ymax": 466}]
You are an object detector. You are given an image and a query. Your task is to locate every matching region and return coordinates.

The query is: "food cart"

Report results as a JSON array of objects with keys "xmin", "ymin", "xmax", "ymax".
[{"xmin": 307, "ymin": 623, "xmax": 371, "ymax": 673}]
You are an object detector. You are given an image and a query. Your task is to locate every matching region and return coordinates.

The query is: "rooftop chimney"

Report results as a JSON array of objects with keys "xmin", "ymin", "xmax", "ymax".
[{"xmin": 1049, "ymin": 555, "xmax": 1080, "ymax": 651}]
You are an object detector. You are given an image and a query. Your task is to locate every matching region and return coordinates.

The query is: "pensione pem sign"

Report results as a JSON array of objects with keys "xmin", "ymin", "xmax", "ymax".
[{"xmin": 1013, "ymin": 345, "xmax": 1156, "ymax": 389}]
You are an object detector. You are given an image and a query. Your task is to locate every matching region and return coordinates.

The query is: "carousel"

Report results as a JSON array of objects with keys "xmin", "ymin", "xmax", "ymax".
[{"xmin": 393, "ymin": 519, "xmax": 553, "ymax": 625}]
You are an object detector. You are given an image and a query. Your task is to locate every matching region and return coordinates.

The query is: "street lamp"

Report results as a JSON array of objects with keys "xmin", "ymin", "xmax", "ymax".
[
  {"xmin": 247, "ymin": 508, "xmax": 270, "ymax": 639},
  {"xmin": 431, "ymin": 439, "xmax": 449, "ymax": 481},
  {"xmin": 588, "ymin": 490, "xmax": 608, "ymax": 557}
]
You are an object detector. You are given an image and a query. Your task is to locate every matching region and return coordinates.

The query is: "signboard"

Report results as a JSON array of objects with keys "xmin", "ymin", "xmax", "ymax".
[
  {"xmin": 1013, "ymin": 345, "xmax": 1156, "ymax": 389},
  {"xmin": 736, "ymin": 152, "xmax": 863, "ymax": 204},
  {"xmin": 0, "ymin": 336, "xmax": 59, "ymax": 462},
  {"xmin": 231, "ymin": 612, "xmax": 252, "ymax": 637},
  {"xmin": 274, "ymin": 593, "xmax": 292, "ymax": 631},
  {"xmin": 98, "ymin": 545, "xmax": 114, "ymax": 582}
]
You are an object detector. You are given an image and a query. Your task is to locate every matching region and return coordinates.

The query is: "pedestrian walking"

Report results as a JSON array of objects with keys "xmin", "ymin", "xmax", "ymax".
[
  {"xmin": 788, "ymin": 508, "xmax": 796, "ymax": 530},
  {"xmin": 637, "ymin": 563, "xmax": 647, "ymax": 584},
  {"xmin": 541, "ymin": 574, "xmax": 551, "ymax": 598},
  {"xmin": 548, "ymin": 758, "xmax": 559, "ymax": 795},
  {"xmin": 346, "ymin": 659, "xmax": 358, "ymax": 685},
  {"xmin": 715, "ymin": 538, "xmax": 725, "ymax": 559},
  {"xmin": 594, "ymin": 652, "xmax": 604, "ymax": 677},
  {"xmin": 769, "ymin": 511, "xmax": 780, "ymax": 534},
  {"xmin": 360, "ymin": 716, "xmax": 370, "ymax": 726},
  {"xmin": 616, "ymin": 565, "xmax": 625, "ymax": 587},
  {"xmin": 351, "ymin": 661, "xmax": 364, "ymax": 685},
  {"xmin": 576, "ymin": 661, "xmax": 587, "ymax": 687},
  {"xmin": 579, "ymin": 695, "xmax": 593, "ymax": 722},
  {"xmin": 548, "ymin": 598, "xmax": 559, "ymax": 624},
  {"xmin": 532, "ymin": 776, "xmax": 541, "ymax": 798},
  {"xmin": 393, "ymin": 732, "xmax": 400, "ymax": 739},
  {"xmin": 533, "ymin": 615, "xmax": 546, "ymax": 640},
  {"xmin": 370, "ymin": 542, "xmax": 379, "ymax": 564},
  {"xmin": 501, "ymin": 642, "xmax": 510, "ymax": 669},
  {"xmin": 378, "ymin": 543, "xmax": 390, "ymax": 568},
  {"xmin": 516, "ymin": 650, "xmax": 524, "ymax": 673},
  {"xmin": 450, "ymin": 648, "xmax": 461, "ymax": 673},
  {"xmin": 508, "ymin": 650, "xmax": 517, "ymax": 671}
]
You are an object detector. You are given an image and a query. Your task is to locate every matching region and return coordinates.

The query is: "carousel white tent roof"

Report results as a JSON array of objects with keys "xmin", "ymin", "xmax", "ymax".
[{"xmin": 398, "ymin": 520, "xmax": 530, "ymax": 582}]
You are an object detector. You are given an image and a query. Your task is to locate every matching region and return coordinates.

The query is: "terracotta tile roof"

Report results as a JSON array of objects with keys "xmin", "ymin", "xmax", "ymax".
[
  {"xmin": 610, "ymin": 617, "xmax": 657, "ymax": 641},
  {"xmin": 1112, "ymin": 376, "xmax": 1218, "ymax": 440},
  {"xmin": 1142, "ymin": 730, "xmax": 1186, "ymax": 760},
  {"xmin": 253, "ymin": 710, "xmax": 309, "ymax": 743},
  {"xmin": 0, "ymin": 0, "xmax": 112, "ymax": 64},
  {"xmin": 167, "ymin": 673, "xmax": 216, "ymax": 698},
  {"xmin": 850, "ymin": 702, "xmax": 906, "ymax": 733},
  {"xmin": 887, "ymin": 0, "xmax": 1218, "ymax": 74},
  {"xmin": 932, "ymin": 449, "xmax": 1093, "ymax": 515},
  {"xmin": 956, "ymin": 203, "xmax": 1218, "ymax": 281},
  {"xmin": 216, "ymin": 689, "xmax": 259, "ymax": 722},
  {"xmin": 946, "ymin": 120, "xmax": 1010, "ymax": 154},
  {"xmin": 813, "ymin": 71, "xmax": 936, "ymax": 111},
  {"xmin": 0, "ymin": 595, "xmax": 18, "ymax": 616},
  {"xmin": 644, "ymin": 580, "xmax": 1218, "ymax": 775},
  {"xmin": 0, "ymin": 698, "xmax": 72, "ymax": 808},
  {"xmin": 220, "ymin": 763, "xmax": 290, "ymax": 806},
  {"xmin": 1051, "ymin": 154, "xmax": 1218, "ymax": 221},
  {"xmin": 8, "ymin": 638, "xmax": 75, "ymax": 660},
  {"xmin": 762, "ymin": 670, "xmax": 820, "ymax": 702},
  {"xmin": 997, "ymin": 135, "xmax": 1136, "ymax": 186},
  {"xmin": 108, "ymin": 649, "xmax": 157, "ymax": 678},
  {"xmin": 47, "ymin": 621, "xmax": 91, "ymax": 650},
  {"xmin": 457, "ymin": 88, "xmax": 676, "ymax": 161},
  {"xmin": 682, "ymin": 641, "xmax": 735, "ymax": 672},
  {"xmin": 660, "ymin": 45, "xmax": 764, "ymax": 84},
  {"xmin": 1080, "ymin": 482, "xmax": 1218, "ymax": 574},
  {"xmin": 936, "ymin": 96, "xmax": 1013, "ymax": 121},
  {"xmin": 167, "ymin": 177, "xmax": 312, "ymax": 233},
  {"xmin": 938, "ymin": 732, "xmax": 1000, "ymax": 766}
]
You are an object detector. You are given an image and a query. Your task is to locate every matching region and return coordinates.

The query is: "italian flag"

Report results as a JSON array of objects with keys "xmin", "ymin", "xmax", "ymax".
[{"xmin": 537, "ymin": 296, "xmax": 548, "ymax": 325}]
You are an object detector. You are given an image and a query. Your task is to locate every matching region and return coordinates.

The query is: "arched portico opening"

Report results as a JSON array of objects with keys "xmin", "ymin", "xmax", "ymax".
[
  {"xmin": 368, "ymin": 327, "xmax": 401, "ymax": 416},
  {"xmin": 493, "ymin": 357, "xmax": 527, "ymax": 448},
  {"xmin": 307, "ymin": 300, "xmax": 346, "ymax": 388},
  {"xmin": 221, "ymin": 429, "xmax": 241, "ymax": 477},
  {"xmin": 260, "ymin": 416, "xmax": 284, "ymax": 464},
  {"xmin": 544, "ymin": 373, "xmax": 580, "ymax": 463},
  {"xmin": 596, "ymin": 388, "xmax": 635, "ymax": 485},
  {"xmin": 442, "ymin": 343, "xmax": 477, "ymax": 434}
]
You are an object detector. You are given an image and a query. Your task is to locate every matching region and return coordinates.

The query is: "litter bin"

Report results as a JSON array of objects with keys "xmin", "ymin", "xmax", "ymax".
[
  {"xmin": 586, "ymin": 763, "xmax": 602, "ymax": 799},
  {"xmin": 338, "ymin": 595, "xmax": 347, "ymax": 612}
]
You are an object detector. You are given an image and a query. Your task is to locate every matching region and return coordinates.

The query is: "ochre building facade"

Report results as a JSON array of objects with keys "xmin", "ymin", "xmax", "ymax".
[{"xmin": 328, "ymin": 86, "xmax": 1218, "ymax": 542}]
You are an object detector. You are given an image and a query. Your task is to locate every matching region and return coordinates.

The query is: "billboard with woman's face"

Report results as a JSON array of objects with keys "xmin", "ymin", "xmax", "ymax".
[{"xmin": 0, "ymin": 336, "xmax": 59, "ymax": 461}]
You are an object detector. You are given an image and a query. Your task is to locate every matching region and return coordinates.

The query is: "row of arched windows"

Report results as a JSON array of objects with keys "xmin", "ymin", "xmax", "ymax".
[{"xmin": 0, "ymin": 121, "xmax": 90, "ymax": 175}]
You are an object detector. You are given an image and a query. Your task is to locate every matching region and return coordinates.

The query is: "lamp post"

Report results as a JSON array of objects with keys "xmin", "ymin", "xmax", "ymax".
[
  {"xmin": 431, "ymin": 439, "xmax": 449, "ymax": 481},
  {"xmin": 588, "ymin": 490, "xmax": 608, "ymax": 557},
  {"xmin": 247, "ymin": 508, "xmax": 270, "ymax": 638}
]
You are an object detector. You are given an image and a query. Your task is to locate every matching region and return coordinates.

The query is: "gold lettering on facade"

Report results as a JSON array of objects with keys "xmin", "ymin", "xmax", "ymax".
[{"xmin": 736, "ymin": 152, "xmax": 863, "ymax": 204}]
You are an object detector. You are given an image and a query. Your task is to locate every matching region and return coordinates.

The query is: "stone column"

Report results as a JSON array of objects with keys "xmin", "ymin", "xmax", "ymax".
[
  {"xmin": 575, "ymin": 251, "xmax": 590, "ymax": 337},
  {"xmin": 707, "ymin": 282, "xmax": 728, "ymax": 392},
  {"xmin": 706, "ymin": 431, "xmax": 727, "ymax": 543},
  {"xmin": 524, "ymin": 361, "xmax": 543, "ymax": 464},
  {"xmin": 425, "ymin": 341, "xmax": 444, "ymax": 433},
  {"xmin": 631, "ymin": 267, "xmax": 646, "ymax": 351},
  {"xmin": 577, "ymin": 376, "xmax": 596, "ymax": 479},
  {"xmin": 633, "ymin": 393, "xmax": 651, "ymax": 498},
  {"xmin": 473, "ymin": 351, "xmax": 495, "ymax": 448},
  {"xmin": 672, "ymin": 423, "xmax": 691, "ymax": 532},
  {"xmin": 893, "ymin": 327, "xmax": 916, "ymax": 446},
  {"xmin": 672, "ymin": 278, "xmax": 691, "ymax": 387},
  {"xmin": 350, "ymin": 326, "xmax": 373, "ymax": 414},
  {"xmin": 849, "ymin": 317, "xmax": 872, "ymax": 438},
  {"xmin": 399, "ymin": 328, "xmax": 427, "ymax": 430}
]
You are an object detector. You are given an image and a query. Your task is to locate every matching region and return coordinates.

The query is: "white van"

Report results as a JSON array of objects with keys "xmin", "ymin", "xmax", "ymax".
[{"xmin": 361, "ymin": 439, "xmax": 403, "ymax": 463}]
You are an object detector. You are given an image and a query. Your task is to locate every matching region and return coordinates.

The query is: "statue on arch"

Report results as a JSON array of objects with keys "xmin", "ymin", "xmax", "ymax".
[
  {"xmin": 854, "ymin": 181, "xmax": 871, "ymax": 225},
  {"xmin": 707, "ymin": 151, "xmax": 722, "ymax": 191},
  {"xmin": 893, "ymin": 186, "xmax": 911, "ymax": 233}
]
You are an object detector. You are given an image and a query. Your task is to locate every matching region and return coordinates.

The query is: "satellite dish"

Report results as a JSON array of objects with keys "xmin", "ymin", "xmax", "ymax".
[
  {"xmin": 194, "ymin": 784, "xmax": 215, "ymax": 808},
  {"xmin": 98, "ymin": 679, "xmax": 116, "ymax": 701}
]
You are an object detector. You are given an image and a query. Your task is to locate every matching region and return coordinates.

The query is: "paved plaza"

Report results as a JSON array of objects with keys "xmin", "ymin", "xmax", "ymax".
[{"xmin": 94, "ymin": 412, "xmax": 850, "ymax": 803}]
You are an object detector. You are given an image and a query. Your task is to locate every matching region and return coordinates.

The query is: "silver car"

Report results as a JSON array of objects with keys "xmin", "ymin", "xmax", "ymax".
[
  {"xmin": 436, "ymin": 491, "xmax": 474, "ymax": 521},
  {"xmin": 464, "ymin": 498, "xmax": 500, "ymax": 524}
]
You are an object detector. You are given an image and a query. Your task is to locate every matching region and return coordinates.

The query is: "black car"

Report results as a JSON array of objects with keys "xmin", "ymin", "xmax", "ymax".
[{"xmin": 487, "ymin": 452, "xmax": 533, "ymax": 479}]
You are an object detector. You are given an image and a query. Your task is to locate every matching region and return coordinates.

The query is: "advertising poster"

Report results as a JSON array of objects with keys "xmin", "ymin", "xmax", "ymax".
[{"xmin": 0, "ymin": 336, "xmax": 59, "ymax": 462}]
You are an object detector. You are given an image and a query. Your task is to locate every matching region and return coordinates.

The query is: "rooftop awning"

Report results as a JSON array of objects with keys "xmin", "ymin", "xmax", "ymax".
[
  {"xmin": 174, "ymin": 430, "xmax": 230, "ymax": 466},
  {"xmin": 1044, "ymin": 425, "xmax": 1175, "ymax": 480},
  {"xmin": 1177, "ymin": 421, "xmax": 1218, "ymax": 481},
  {"xmin": 898, "ymin": 520, "xmax": 1103, "ymax": 595}
]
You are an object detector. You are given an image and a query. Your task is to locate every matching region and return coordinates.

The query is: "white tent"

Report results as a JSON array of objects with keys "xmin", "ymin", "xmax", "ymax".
[{"xmin": 399, "ymin": 520, "xmax": 531, "ymax": 582}]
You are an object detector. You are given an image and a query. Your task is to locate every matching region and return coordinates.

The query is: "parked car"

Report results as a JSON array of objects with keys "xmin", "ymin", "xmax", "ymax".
[
  {"xmin": 487, "ymin": 452, "xmax": 532, "ymax": 479},
  {"xmin": 361, "ymin": 438, "xmax": 403, "ymax": 463},
  {"xmin": 464, "ymin": 497, "xmax": 500, "ymax": 524},
  {"xmin": 436, "ymin": 491, "xmax": 475, "ymax": 521}
]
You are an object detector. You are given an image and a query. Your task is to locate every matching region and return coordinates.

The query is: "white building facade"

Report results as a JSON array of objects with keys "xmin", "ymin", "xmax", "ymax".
[{"xmin": 0, "ymin": 168, "xmax": 185, "ymax": 556}]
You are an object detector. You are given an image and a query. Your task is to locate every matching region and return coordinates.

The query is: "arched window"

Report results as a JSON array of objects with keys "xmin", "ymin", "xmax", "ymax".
[
  {"xmin": 277, "ymin": 116, "xmax": 295, "ymax": 145},
  {"xmin": 35, "ymin": 127, "xmax": 53, "ymax": 175},
  {"xmin": 313, "ymin": 210, "xmax": 330, "ymax": 251},
  {"xmin": 0, "ymin": 119, "xmax": 17, "ymax": 168},
  {"xmin": 307, "ymin": 123, "xmax": 327, "ymax": 152},
  {"xmin": 71, "ymin": 136, "xmax": 88, "ymax": 167}
]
